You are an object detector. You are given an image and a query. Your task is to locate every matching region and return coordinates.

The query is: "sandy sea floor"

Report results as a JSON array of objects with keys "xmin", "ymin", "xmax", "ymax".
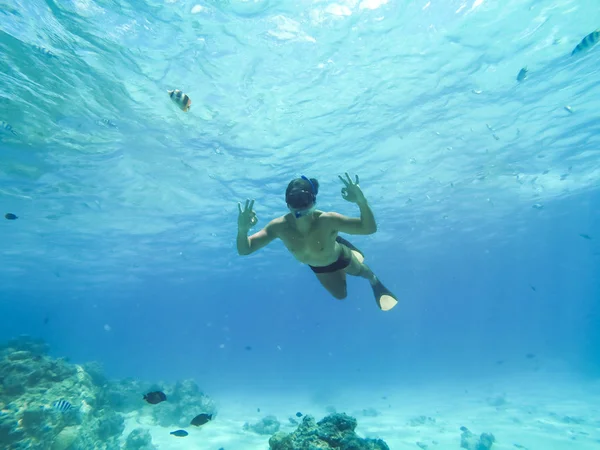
[{"xmin": 120, "ymin": 373, "xmax": 600, "ymax": 449}]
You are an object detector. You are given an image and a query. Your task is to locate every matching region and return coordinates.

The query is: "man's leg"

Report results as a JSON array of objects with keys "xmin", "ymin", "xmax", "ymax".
[
  {"xmin": 344, "ymin": 249, "xmax": 398, "ymax": 311},
  {"xmin": 314, "ymin": 271, "xmax": 348, "ymax": 300},
  {"xmin": 344, "ymin": 250, "xmax": 374, "ymax": 280}
]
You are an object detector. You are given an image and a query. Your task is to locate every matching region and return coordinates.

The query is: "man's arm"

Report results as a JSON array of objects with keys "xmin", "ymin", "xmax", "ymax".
[
  {"xmin": 324, "ymin": 200, "xmax": 377, "ymax": 235},
  {"xmin": 237, "ymin": 221, "xmax": 278, "ymax": 255}
]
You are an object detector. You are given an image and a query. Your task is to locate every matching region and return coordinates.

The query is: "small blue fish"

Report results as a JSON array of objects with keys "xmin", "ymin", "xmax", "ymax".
[
  {"xmin": 1, "ymin": 121, "xmax": 17, "ymax": 135},
  {"xmin": 516, "ymin": 67, "xmax": 528, "ymax": 82},
  {"xmin": 52, "ymin": 400, "xmax": 73, "ymax": 412},
  {"xmin": 170, "ymin": 430, "xmax": 188, "ymax": 437},
  {"xmin": 4, "ymin": 213, "xmax": 18, "ymax": 220},
  {"xmin": 571, "ymin": 30, "xmax": 600, "ymax": 56}
]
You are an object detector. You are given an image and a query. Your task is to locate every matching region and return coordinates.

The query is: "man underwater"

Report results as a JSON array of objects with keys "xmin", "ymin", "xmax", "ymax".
[{"xmin": 236, "ymin": 173, "xmax": 398, "ymax": 311}]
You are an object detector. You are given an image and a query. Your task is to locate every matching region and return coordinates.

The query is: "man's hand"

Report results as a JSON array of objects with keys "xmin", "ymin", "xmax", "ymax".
[
  {"xmin": 339, "ymin": 172, "xmax": 367, "ymax": 204},
  {"xmin": 237, "ymin": 199, "xmax": 258, "ymax": 231}
]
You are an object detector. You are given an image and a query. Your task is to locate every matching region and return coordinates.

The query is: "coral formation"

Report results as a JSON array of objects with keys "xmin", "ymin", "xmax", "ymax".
[
  {"xmin": 460, "ymin": 426, "xmax": 496, "ymax": 450},
  {"xmin": 149, "ymin": 379, "xmax": 216, "ymax": 428},
  {"xmin": 0, "ymin": 335, "xmax": 124, "ymax": 450},
  {"xmin": 0, "ymin": 335, "xmax": 215, "ymax": 450},
  {"xmin": 51, "ymin": 426, "xmax": 78, "ymax": 450},
  {"xmin": 408, "ymin": 415, "xmax": 436, "ymax": 426},
  {"xmin": 244, "ymin": 414, "xmax": 281, "ymax": 435},
  {"xmin": 124, "ymin": 428, "xmax": 157, "ymax": 450},
  {"xmin": 268, "ymin": 413, "xmax": 389, "ymax": 450},
  {"xmin": 360, "ymin": 408, "xmax": 380, "ymax": 418}
]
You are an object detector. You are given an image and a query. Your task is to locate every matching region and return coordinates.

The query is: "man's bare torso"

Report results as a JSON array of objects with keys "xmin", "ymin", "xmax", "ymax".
[{"xmin": 269, "ymin": 211, "xmax": 341, "ymax": 267}]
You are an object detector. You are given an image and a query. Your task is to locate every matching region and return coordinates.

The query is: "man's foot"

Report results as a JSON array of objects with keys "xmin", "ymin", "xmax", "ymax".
[
  {"xmin": 378, "ymin": 294, "xmax": 398, "ymax": 311},
  {"xmin": 370, "ymin": 276, "xmax": 398, "ymax": 311}
]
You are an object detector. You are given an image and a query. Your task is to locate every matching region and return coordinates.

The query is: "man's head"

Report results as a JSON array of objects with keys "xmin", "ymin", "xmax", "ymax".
[{"xmin": 285, "ymin": 175, "xmax": 319, "ymax": 217}]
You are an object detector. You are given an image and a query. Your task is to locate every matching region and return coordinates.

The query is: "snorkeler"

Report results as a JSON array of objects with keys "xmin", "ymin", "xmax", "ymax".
[{"xmin": 236, "ymin": 173, "xmax": 398, "ymax": 311}]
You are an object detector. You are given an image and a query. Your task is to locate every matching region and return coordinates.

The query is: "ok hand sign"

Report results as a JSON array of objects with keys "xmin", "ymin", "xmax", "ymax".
[
  {"xmin": 237, "ymin": 199, "xmax": 258, "ymax": 231},
  {"xmin": 339, "ymin": 173, "xmax": 366, "ymax": 204}
]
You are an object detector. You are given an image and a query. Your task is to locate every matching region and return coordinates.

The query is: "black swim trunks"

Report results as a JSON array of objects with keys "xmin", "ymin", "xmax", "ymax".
[{"xmin": 309, "ymin": 236, "xmax": 356, "ymax": 274}]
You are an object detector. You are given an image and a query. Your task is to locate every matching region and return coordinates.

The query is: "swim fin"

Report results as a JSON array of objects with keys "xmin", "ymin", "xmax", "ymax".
[
  {"xmin": 335, "ymin": 236, "xmax": 364, "ymax": 258},
  {"xmin": 371, "ymin": 277, "xmax": 398, "ymax": 311}
]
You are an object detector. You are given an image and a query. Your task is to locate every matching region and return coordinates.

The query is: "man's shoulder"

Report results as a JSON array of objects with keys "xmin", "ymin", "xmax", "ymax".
[
  {"xmin": 265, "ymin": 215, "xmax": 289, "ymax": 234},
  {"xmin": 269, "ymin": 214, "xmax": 288, "ymax": 225},
  {"xmin": 317, "ymin": 211, "xmax": 340, "ymax": 221}
]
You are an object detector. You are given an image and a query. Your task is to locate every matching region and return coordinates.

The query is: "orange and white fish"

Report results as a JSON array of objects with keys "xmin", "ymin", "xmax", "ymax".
[{"xmin": 167, "ymin": 89, "xmax": 191, "ymax": 112}]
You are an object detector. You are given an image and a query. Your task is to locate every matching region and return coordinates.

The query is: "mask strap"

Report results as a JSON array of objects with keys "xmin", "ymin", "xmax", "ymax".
[{"xmin": 301, "ymin": 175, "xmax": 316, "ymax": 194}]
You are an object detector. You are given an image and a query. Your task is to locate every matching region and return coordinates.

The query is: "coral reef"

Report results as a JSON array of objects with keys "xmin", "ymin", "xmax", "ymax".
[
  {"xmin": 268, "ymin": 413, "xmax": 389, "ymax": 450},
  {"xmin": 407, "ymin": 415, "xmax": 436, "ymax": 426},
  {"xmin": 244, "ymin": 415, "xmax": 281, "ymax": 435},
  {"xmin": 84, "ymin": 368, "xmax": 217, "ymax": 428},
  {"xmin": 99, "ymin": 378, "xmax": 147, "ymax": 414},
  {"xmin": 0, "ymin": 335, "xmax": 124, "ymax": 449},
  {"xmin": 0, "ymin": 335, "xmax": 215, "ymax": 450},
  {"xmin": 124, "ymin": 428, "xmax": 157, "ymax": 450},
  {"xmin": 360, "ymin": 408, "xmax": 380, "ymax": 418},
  {"xmin": 460, "ymin": 426, "xmax": 496, "ymax": 450},
  {"xmin": 149, "ymin": 379, "xmax": 216, "ymax": 428}
]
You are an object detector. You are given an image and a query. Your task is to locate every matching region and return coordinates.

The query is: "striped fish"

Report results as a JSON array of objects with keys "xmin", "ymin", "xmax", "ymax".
[
  {"xmin": 571, "ymin": 29, "xmax": 600, "ymax": 56},
  {"xmin": 52, "ymin": 400, "xmax": 73, "ymax": 412},
  {"xmin": 168, "ymin": 89, "xmax": 191, "ymax": 112},
  {"xmin": 1, "ymin": 121, "xmax": 17, "ymax": 135}
]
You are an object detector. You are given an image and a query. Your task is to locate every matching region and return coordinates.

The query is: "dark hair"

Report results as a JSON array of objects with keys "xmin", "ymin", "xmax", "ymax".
[{"xmin": 285, "ymin": 176, "xmax": 319, "ymax": 208}]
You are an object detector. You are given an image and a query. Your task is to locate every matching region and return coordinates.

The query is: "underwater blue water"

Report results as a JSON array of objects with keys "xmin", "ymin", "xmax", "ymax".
[{"xmin": 1, "ymin": 0, "xmax": 599, "ymax": 404}]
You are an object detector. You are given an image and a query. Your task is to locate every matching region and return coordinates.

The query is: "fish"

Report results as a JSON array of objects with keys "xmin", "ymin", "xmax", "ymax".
[
  {"xmin": 1, "ymin": 121, "xmax": 17, "ymax": 135},
  {"xmin": 516, "ymin": 67, "xmax": 527, "ymax": 82},
  {"xmin": 143, "ymin": 391, "xmax": 167, "ymax": 405},
  {"xmin": 168, "ymin": 89, "xmax": 192, "ymax": 112},
  {"xmin": 52, "ymin": 400, "xmax": 73, "ymax": 412},
  {"xmin": 526, "ymin": 353, "xmax": 535, "ymax": 359},
  {"xmin": 295, "ymin": 412, "xmax": 303, "ymax": 417},
  {"xmin": 579, "ymin": 233, "xmax": 592, "ymax": 240},
  {"xmin": 190, "ymin": 413, "xmax": 213, "ymax": 427},
  {"xmin": 571, "ymin": 30, "xmax": 600, "ymax": 56},
  {"xmin": 170, "ymin": 430, "xmax": 188, "ymax": 437},
  {"xmin": 33, "ymin": 45, "xmax": 56, "ymax": 58},
  {"xmin": 4, "ymin": 213, "xmax": 18, "ymax": 220},
  {"xmin": 98, "ymin": 118, "xmax": 117, "ymax": 128}
]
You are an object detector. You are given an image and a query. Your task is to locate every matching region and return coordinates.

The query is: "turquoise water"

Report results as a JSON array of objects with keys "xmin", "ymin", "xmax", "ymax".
[{"xmin": 1, "ymin": 0, "xmax": 599, "ymax": 442}]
